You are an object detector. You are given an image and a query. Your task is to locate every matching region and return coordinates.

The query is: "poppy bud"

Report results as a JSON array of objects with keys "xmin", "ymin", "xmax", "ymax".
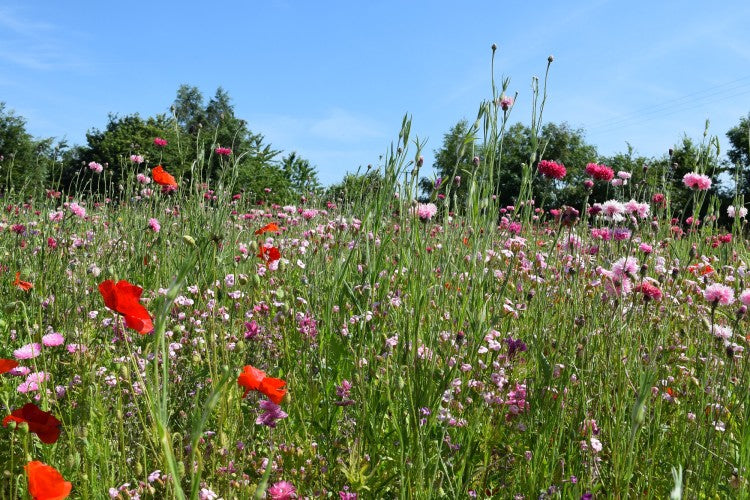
[
  {"xmin": 135, "ymin": 461, "xmax": 143, "ymax": 476},
  {"xmin": 491, "ymin": 43, "xmax": 497, "ymax": 52},
  {"xmin": 547, "ymin": 55, "xmax": 554, "ymax": 63},
  {"xmin": 183, "ymin": 235, "xmax": 196, "ymax": 247}
]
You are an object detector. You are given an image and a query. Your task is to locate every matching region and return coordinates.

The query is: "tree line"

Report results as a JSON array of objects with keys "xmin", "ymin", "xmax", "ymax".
[{"xmin": 1, "ymin": 88, "xmax": 749, "ymax": 217}]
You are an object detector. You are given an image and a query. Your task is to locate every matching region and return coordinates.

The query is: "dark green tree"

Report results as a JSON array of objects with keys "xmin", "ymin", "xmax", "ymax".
[
  {"xmin": 726, "ymin": 113, "xmax": 750, "ymax": 195},
  {"xmin": 281, "ymin": 152, "xmax": 321, "ymax": 196}
]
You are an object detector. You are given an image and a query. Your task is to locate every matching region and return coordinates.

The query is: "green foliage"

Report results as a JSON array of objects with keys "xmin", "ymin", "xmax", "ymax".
[
  {"xmin": 0, "ymin": 102, "xmax": 63, "ymax": 195},
  {"xmin": 726, "ymin": 113, "xmax": 750, "ymax": 194},
  {"xmin": 281, "ymin": 152, "xmax": 321, "ymax": 196},
  {"xmin": 325, "ymin": 168, "xmax": 385, "ymax": 207}
]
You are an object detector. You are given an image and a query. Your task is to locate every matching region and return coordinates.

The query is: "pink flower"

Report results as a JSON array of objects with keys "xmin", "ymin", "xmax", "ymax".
[
  {"xmin": 585, "ymin": 163, "xmax": 614, "ymax": 181},
  {"xmin": 267, "ymin": 480, "xmax": 296, "ymax": 500},
  {"xmin": 704, "ymin": 283, "xmax": 735, "ymax": 306},
  {"xmin": 412, "ymin": 203, "xmax": 438, "ymax": 221},
  {"xmin": 136, "ymin": 173, "xmax": 151, "ymax": 184},
  {"xmin": 49, "ymin": 211, "xmax": 64, "ymax": 222},
  {"xmin": 634, "ymin": 281, "xmax": 662, "ymax": 302},
  {"xmin": 88, "ymin": 161, "xmax": 104, "ymax": 173},
  {"xmin": 537, "ymin": 160, "xmax": 566, "ymax": 180},
  {"xmin": 148, "ymin": 218, "xmax": 161, "ymax": 233},
  {"xmin": 14, "ymin": 343, "xmax": 42, "ymax": 360},
  {"xmin": 153, "ymin": 137, "xmax": 168, "ymax": 147},
  {"xmin": 130, "ymin": 154, "xmax": 144, "ymax": 164},
  {"xmin": 215, "ymin": 147, "xmax": 232, "ymax": 156},
  {"xmin": 69, "ymin": 202, "xmax": 86, "ymax": 218},
  {"xmin": 682, "ymin": 172, "xmax": 712, "ymax": 190},
  {"xmin": 739, "ymin": 289, "xmax": 750, "ymax": 306},
  {"xmin": 42, "ymin": 332, "xmax": 65, "ymax": 347},
  {"xmin": 499, "ymin": 96, "xmax": 514, "ymax": 110}
]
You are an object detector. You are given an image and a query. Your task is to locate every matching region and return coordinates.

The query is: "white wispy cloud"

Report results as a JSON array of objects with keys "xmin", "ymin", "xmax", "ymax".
[{"xmin": 0, "ymin": 6, "xmax": 88, "ymax": 71}]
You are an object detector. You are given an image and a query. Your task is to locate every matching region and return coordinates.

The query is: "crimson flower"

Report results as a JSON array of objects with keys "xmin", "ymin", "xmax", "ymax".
[
  {"xmin": 3, "ymin": 403, "xmax": 61, "ymax": 444},
  {"xmin": 151, "ymin": 165, "xmax": 177, "ymax": 187},
  {"xmin": 98, "ymin": 280, "xmax": 154, "ymax": 334},
  {"xmin": 25, "ymin": 461, "xmax": 72, "ymax": 500},
  {"xmin": 238, "ymin": 365, "xmax": 287, "ymax": 404}
]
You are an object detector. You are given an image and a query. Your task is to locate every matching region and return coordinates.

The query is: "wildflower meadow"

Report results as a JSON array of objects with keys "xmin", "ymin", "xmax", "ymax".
[{"xmin": 2, "ymin": 49, "xmax": 750, "ymax": 499}]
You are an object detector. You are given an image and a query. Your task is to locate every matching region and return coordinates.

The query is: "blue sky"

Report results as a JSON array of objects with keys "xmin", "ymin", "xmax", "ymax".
[{"xmin": 1, "ymin": 1, "xmax": 749, "ymax": 186}]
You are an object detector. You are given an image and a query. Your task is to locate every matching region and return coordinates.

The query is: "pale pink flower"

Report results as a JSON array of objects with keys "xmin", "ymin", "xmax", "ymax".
[
  {"xmin": 137, "ymin": 173, "xmax": 151, "ymax": 184},
  {"xmin": 682, "ymin": 172, "xmax": 711, "ymax": 190},
  {"xmin": 728, "ymin": 205, "xmax": 748, "ymax": 218},
  {"xmin": 130, "ymin": 154, "xmax": 144, "ymax": 164},
  {"xmin": 704, "ymin": 283, "xmax": 735, "ymax": 306},
  {"xmin": 739, "ymin": 289, "xmax": 750, "ymax": 306},
  {"xmin": 88, "ymin": 161, "xmax": 104, "ymax": 173},
  {"xmin": 412, "ymin": 203, "xmax": 438, "ymax": 221},
  {"xmin": 14, "ymin": 343, "xmax": 42, "ymax": 360},
  {"xmin": 42, "ymin": 332, "xmax": 65, "ymax": 347},
  {"xmin": 69, "ymin": 202, "xmax": 86, "ymax": 218}
]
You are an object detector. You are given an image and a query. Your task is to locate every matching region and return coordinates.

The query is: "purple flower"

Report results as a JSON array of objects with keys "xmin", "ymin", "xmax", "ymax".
[{"xmin": 256, "ymin": 400, "xmax": 288, "ymax": 428}]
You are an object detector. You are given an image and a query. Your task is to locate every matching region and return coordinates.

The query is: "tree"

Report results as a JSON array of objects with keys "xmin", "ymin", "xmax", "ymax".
[
  {"xmin": 281, "ymin": 152, "xmax": 321, "ymax": 196},
  {"xmin": 426, "ymin": 120, "xmax": 598, "ymax": 210},
  {"xmin": 0, "ymin": 102, "xmax": 61, "ymax": 195},
  {"xmin": 726, "ymin": 113, "xmax": 750, "ymax": 195}
]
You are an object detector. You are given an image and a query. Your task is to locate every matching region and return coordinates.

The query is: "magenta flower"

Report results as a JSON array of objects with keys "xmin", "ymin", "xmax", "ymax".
[
  {"xmin": 739, "ymin": 289, "xmax": 750, "ymax": 306},
  {"xmin": 682, "ymin": 172, "xmax": 712, "ymax": 190},
  {"xmin": 267, "ymin": 481, "xmax": 296, "ymax": 500},
  {"xmin": 499, "ymin": 96, "xmax": 514, "ymax": 110},
  {"xmin": 153, "ymin": 137, "xmax": 168, "ymax": 147},
  {"xmin": 704, "ymin": 283, "xmax": 735, "ymax": 306},
  {"xmin": 537, "ymin": 160, "xmax": 566, "ymax": 180},
  {"xmin": 585, "ymin": 163, "xmax": 614, "ymax": 181},
  {"xmin": 215, "ymin": 147, "xmax": 232, "ymax": 156},
  {"xmin": 148, "ymin": 218, "xmax": 161, "ymax": 233}
]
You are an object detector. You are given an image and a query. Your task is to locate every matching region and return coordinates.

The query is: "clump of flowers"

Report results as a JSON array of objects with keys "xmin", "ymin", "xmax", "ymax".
[{"xmin": 537, "ymin": 160, "xmax": 566, "ymax": 180}]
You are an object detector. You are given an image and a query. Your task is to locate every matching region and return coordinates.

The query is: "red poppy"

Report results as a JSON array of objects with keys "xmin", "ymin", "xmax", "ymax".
[
  {"xmin": 98, "ymin": 280, "xmax": 154, "ymax": 334},
  {"xmin": 254, "ymin": 222, "xmax": 280, "ymax": 235},
  {"xmin": 238, "ymin": 365, "xmax": 266, "ymax": 397},
  {"xmin": 0, "ymin": 358, "xmax": 19, "ymax": 374},
  {"xmin": 238, "ymin": 365, "xmax": 287, "ymax": 404},
  {"xmin": 3, "ymin": 403, "xmax": 61, "ymax": 444},
  {"xmin": 25, "ymin": 460, "xmax": 72, "ymax": 500},
  {"xmin": 151, "ymin": 165, "xmax": 177, "ymax": 187},
  {"xmin": 258, "ymin": 246, "xmax": 281, "ymax": 263},
  {"xmin": 13, "ymin": 272, "xmax": 33, "ymax": 292}
]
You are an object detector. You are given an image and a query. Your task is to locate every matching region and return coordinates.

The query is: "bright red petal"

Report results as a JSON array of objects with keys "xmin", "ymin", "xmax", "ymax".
[
  {"xmin": 238, "ymin": 365, "xmax": 266, "ymax": 397},
  {"xmin": 260, "ymin": 377, "xmax": 287, "ymax": 404},
  {"xmin": 25, "ymin": 460, "xmax": 72, "ymax": 500},
  {"xmin": 0, "ymin": 358, "xmax": 19, "ymax": 374},
  {"xmin": 98, "ymin": 280, "xmax": 118, "ymax": 311}
]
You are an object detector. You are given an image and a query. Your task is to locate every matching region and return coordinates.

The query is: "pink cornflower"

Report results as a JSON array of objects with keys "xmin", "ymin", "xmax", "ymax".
[
  {"xmin": 412, "ymin": 203, "xmax": 438, "ymax": 221},
  {"xmin": 215, "ymin": 147, "xmax": 232, "ymax": 156},
  {"xmin": 49, "ymin": 211, "xmax": 64, "ymax": 222},
  {"xmin": 537, "ymin": 160, "xmax": 566, "ymax": 180},
  {"xmin": 704, "ymin": 283, "xmax": 735, "ymax": 306},
  {"xmin": 612, "ymin": 257, "xmax": 638, "ymax": 279},
  {"xmin": 634, "ymin": 281, "xmax": 662, "ymax": 302},
  {"xmin": 130, "ymin": 154, "xmax": 144, "ymax": 164},
  {"xmin": 267, "ymin": 480, "xmax": 296, "ymax": 500},
  {"xmin": 728, "ymin": 205, "xmax": 748, "ymax": 218},
  {"xmin": 14, "ymin": 343, "xmax": 42, "ymax": 360},
  {"xmin": 639, "ymin": 243, "xmax": 653, "ymax": 254},
  {"xmin": 136, "ymin": 173, "xmax": 151, "ymax": 184},
  {"xmin": 585, "ymin": 163, "xmax": 614, "ymax": 181},
  {"xmin": 682, "ymin": 172, "xmax": 712, "ymax": 190},
  {"xmin": 153, "ymin": 137, "xmax": 168, "ymax": 147},
  {"xmin": 499, "ymin": 95, "xmax": 514, "ymax": 110},
  {"xmin": 148, "ymin": 218, "xmax": 161, "ymax": 233},
  {"xmin": 739, "ymin": 289, "xmax": 750, "ymax": 306},
  {"xmin": 600, "ymin": 200, "xmax": 625, "ymax": 221},
  {"xmin": 88, "ymin": 161, "xmax": 104, "ymax": 173},
  {"xmin": 42, "ymin": 332, "xmax": 65, "ymax": 347},
  {"xmin": 69, "ymin": 202, "xmax": 86, "ymax": 218}
]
